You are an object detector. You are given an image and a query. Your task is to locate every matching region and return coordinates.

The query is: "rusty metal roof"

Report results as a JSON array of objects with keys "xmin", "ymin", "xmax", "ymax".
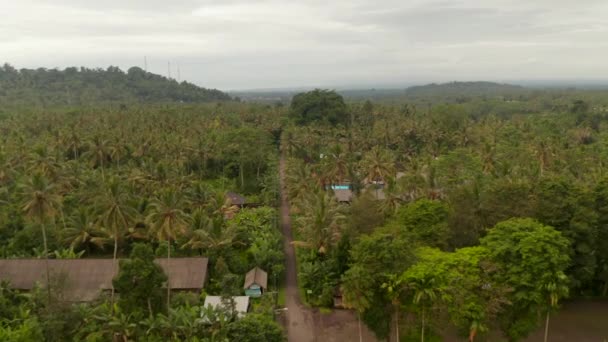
[
  {"xmin": 244, "ymin": 267, "xmax": 267, "ymax": 289},
  {"xmin": 0, "ymin": 257, "xmax": 208, "ymax": 301}
]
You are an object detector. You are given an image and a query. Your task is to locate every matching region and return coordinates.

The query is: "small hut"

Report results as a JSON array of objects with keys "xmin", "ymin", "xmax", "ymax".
[{"xmin": 244, "ymin": 267, "xmax": 267, "ymax": 297}]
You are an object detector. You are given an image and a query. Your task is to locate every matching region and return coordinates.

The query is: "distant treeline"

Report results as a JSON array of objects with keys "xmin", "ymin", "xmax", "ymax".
[
  {"xmin": 234, "ymin": 81, "xmax": 608, "ymax": 106},
  {"xmin": 0, "ymin": 64, "xmax": 231, "ymax": 107}
]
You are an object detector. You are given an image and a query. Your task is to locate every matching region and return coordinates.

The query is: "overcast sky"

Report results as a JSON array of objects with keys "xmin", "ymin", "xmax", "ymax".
[{"xmin": 2, "ymin": 0, "xmax": 607, "ymax": 90}]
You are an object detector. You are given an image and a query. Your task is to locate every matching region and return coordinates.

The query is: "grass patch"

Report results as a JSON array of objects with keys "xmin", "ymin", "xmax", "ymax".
[
  {"xmin": 277, "ymin": 286, "xmax": 286, "ymax": 307},
  {"xmin": 291, "ymin": 213, "xmax": 312, "ymax": 307},
  {"xmin": 319, "ymin": 307, "xmax": 333, "ymax": 314}
]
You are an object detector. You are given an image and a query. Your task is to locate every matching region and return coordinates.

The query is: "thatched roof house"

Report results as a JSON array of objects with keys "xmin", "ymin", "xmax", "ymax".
[{"xmin": 0, "ymin": 258, "xmax": 208, "ymax": 301}]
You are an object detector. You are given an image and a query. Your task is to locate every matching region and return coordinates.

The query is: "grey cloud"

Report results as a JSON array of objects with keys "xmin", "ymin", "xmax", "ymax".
[{"xmin": 1, "ymin": 0, "xmax": 607, "ymax": 89}]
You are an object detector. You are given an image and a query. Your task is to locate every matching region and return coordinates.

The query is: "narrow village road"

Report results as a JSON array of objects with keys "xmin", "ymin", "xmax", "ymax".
[{"xmin": 279, "ymin": 153, "xmax": 316, "ymax": 342}]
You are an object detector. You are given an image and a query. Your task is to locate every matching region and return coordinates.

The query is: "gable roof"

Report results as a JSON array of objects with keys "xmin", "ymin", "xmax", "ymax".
[
  {"xmin": 244, "ymin": 267, "xmax": 267, "ymax": 289},
  {"xmin": 0, "ymin": 257, "xmax": 208, "ymax": 301},
  {"xmin": 226, "ymin": 191, "xmax": 246, "ymax": 206}
]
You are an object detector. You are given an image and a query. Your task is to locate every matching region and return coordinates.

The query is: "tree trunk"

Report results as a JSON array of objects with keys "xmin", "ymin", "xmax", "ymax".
[
  {"xmin": 240, "ymin": 163, "xmax": 245, "ymax": 190},
  {"xmin": 167, "ymin": 238, "xmax": 171, "ymax": 312},
  {"xmin": 469, "ymin": 327, "xmax": 477, "ymax": 342},
  {"xmin": 41, "ymin": 222, "xmax": 51, "ymax": 304},
  {"xmin": 544, "ymin": 310, "xmax": 550, "ymax": 342},
  {"xmin": 421, "ymin": 306, "xmax": 425, "ymax": 342},
  {"xmin": 101, "ymin": 157, "xmax": 105, "ymax": 181},
  {"xmin": 59, "ymin": 208, "xmax": 68, "ymax": 230},
  {"xmin": 395, "ymin": 305, "xmax": 400, "ymax": 342},
  {"xmin": 111, "ymin": 232, "xmax": 118, "ymax": 308}
]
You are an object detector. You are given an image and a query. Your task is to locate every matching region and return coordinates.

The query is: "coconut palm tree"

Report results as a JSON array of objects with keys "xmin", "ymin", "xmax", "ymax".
[
  {"xmin": 83, "ymin": 136, "xmax": 110, "ymax": 180},
  {"xmin": 28, "ymin": 145, "xmax": 61, "ymax": 180},
  {"xmin": 146, "ymin": 189, "xmax": 189, "ymax": 309},
  {"xmin": 285, "ymin": 158, "xmax": 317, "ymax": 204},
  {"xmin": 62, "ymin": 207, "xmax": 108, "ymax": 254},
  {"xmin": 21, "ymin": 173, "xmax": 62, "ymax": 303},
  {"xmin": 360, "ymin": 146, "xmax": 395, "ymax": 184},
  {"xmin": 319, "ymin": 144, "xmax": 350, "ymax": 186},
  {"xmin": 96, "ymin": 177, "xmax": 137, "ymax": 304},
  {"xmin": 408, "ymin": 276, "xmax": 441, "ymax": 342},
  {"xmin": 182, "ymin": 209, "xmax": 240, "ymax": 260},
  {"xmin": 293, "ymin": 190, "xmax": 345, "ymax": 255}
]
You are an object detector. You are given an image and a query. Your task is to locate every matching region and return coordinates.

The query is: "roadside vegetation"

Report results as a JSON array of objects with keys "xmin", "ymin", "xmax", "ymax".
[{"xmin": 283, "ymin": 88, "xmax": 608, "ymax": 341}]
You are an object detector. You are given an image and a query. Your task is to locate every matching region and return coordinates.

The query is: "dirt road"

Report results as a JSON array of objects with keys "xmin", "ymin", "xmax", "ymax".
[
  {"xmin": 279, "ymin": 154, "xmax": 316, "ymax": 342},
  {"xmin": 279, "ymin": 154, "xmax": 378, "ymax": 342}
]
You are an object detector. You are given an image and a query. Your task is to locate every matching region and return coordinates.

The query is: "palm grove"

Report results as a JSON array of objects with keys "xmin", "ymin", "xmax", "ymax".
[
  {"xmin": 283, "ymin": 88, "xmax": 608, "ymax": 341},
  {"xmin": 1, "ymin": 65, "xmax": 608, "ymax": 341},
  {"xmin": 0, "ymin": 66, "xmax": 285, "ymax": 341}
]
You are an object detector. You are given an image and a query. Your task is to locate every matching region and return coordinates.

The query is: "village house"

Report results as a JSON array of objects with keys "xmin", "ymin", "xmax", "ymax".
[
  {"xmin": 244, "ymin": 267, "xmax": 267, "ymax": 297},
  {"xmin": 0, "ymin": 257, "xmax": 208, "ymax": 302}
]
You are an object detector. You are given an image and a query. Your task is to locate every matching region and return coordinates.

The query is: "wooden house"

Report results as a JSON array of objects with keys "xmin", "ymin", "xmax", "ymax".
[{"xmin": 243, "ymin": 267, "xmax": 267, "ymax": 297}]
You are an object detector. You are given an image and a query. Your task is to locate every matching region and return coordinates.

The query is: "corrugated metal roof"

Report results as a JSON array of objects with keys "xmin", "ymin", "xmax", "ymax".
[
  {"xmin": 0, "ymin": 257, "xmax": 208, "ymax": 301},
  {"xmin": 204, "ymin": 296, "xmax": 250, "ymax": 317},
  {"xmin": 244, "ymin": 267, "xmax": 267, "ymax": 289}
]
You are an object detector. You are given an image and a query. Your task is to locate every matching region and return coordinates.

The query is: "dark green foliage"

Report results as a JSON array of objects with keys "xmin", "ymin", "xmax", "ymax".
[
  {"xmin": 394, "ymin": 199, "xmax": 450, "ymax": 249},
  {"xmin": 532, "ymin": 177, "xmax": 598, "ymax": 290},
  {"xmin": 481, "ymin": 218, "xmax": 571, "ymax": 341},
  {"xmin": 290, "ymin": 89, "xmax": 348, "ymax": 126},
  {"xmin": 341, "ymin": 229, "xmax": 416, "ymax": 339},
  {"xmin": 0, "ymin": 64, "xmax": 231, "ymax": 106},
  {"xmin": 113, "ymin": 243, "xmax": 167, "ymax": 318},
  {"xmin": 593, "ymin": 178, "xmax": 608, "ymax": 296},
  {"xmin": 299, "ymin": 253, "xmax": 339, "ymax": 307},
  {"xmin": 227, "ymin": 313, "xmax": 285, "ymax": 342}
]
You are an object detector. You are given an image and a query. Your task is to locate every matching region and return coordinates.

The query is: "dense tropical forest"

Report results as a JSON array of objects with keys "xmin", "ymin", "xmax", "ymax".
[
  {"xmin": 0, "ymin": 64, "xmax": 232, "ymax": 108},
  {"xmin": 282, "ymin": 88, "xmax": 608, "ymax": 341},
  {"xmin": 0, "ymin": 76, "xmax": 284, "ymax": 340},
  {"xmin": 1, "ymin": 66, "xmax": 608, "ymax": 341}
]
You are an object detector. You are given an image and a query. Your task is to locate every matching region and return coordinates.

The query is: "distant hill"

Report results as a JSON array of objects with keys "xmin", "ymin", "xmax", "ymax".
[
  {"xmin": 404, "ymin": 81, "xmax": 526, "ymax": 99},
  {"xmin": 0, "ymin": 64, "xmax": 231, "ymax": 106}
]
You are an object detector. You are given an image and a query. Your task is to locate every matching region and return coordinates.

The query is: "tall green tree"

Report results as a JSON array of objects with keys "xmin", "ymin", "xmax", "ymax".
[
  {"xmin": 341, "ymin": 228, "xmax": 416, "ymax": 340},
  {"xmin": 96, "ymin": 177, "xmax": 137, "ymax": 304},
  {"xmin": 21, "ymin": 173, "xmax": 62, "ymax": 303},
  {"xmin": 481, "ymin": 218, "xmax": 571, "ymax": 341},
  {"xmin": 394, "ymin": 199, "xmax": 450, "ymax": 249},
  {"xmin": 293, "ymin": 190, "xmax": 345, "ymax": 255},
  {"xmin": 146, "ymin": 189, "xmax": 188, "ymax": 309},
  {"xmin": 289, "ymin": 89, "xmax": 348, "ymax": 126},
  {"xmin": 113, "ymin": 243, "xmax": 167, "ymax": 319}
]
